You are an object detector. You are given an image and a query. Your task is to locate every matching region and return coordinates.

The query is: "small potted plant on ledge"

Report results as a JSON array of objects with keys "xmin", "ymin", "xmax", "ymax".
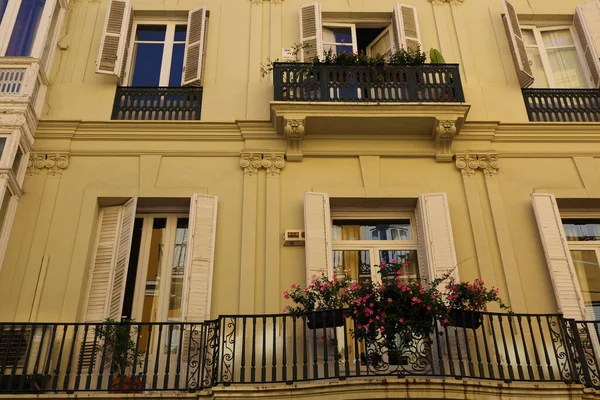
[
  {"xmin": 443, "ymin": 276, "xmax": 509, "ymax": 329},
  {"xmin": 95, "ymin": 318, "xmax": 145, "ymax": 392},
  {"xmin": 284, "ymin": 271, "xmax": 352, "ymax": 329}
]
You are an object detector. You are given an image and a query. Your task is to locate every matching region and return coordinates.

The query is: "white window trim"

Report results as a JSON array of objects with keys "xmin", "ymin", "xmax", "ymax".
[
  {"xmin": 521, "ymin": 24, "xmax": 594, "ymax": 88},
  {"xmin": 322, "ymin": 22, "xmax": 358, "ymax": 54},
  {"xmin": 366, "ymin": 25, "xmax": 392, "ymax": 56},
  {"xmin": 125, "ymin": 20, "xmax": 187, "ymax": 87}
]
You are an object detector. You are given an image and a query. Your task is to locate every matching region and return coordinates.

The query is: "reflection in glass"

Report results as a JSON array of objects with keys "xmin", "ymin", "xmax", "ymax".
[
  {"xmin": 333, "ymin": 220, "xmax": 411, "ymax": 241},
  {"xmin": 379, "ymin": 250, "xmax": 419, "ymax": 280},
  {"xmin": 563, "ymin": 220, "xmax": 600, "ymax": 241},
  {"xmin": 165, "ymin": 218, "xmax": 188, "ymax": 353},
  {"xmin": 571, "ymin": 250, "xmax": 600, "ymax": 320},
  {"xmin": 333, "ymin": 250, "xmax": 370, "ymax": 284}
]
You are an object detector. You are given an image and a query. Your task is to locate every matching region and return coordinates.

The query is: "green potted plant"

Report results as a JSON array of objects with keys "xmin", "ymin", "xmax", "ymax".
[
  {"xmin": 284, "ymin": 271, "xmax": 352, "ymax": 329},
  {"xmin": 95, "ymin": 318, "xmax": 145, "ymax": 392},
  {"xmin": 443, "ymin": 276, "xmax": 509, "ymax": 329}
]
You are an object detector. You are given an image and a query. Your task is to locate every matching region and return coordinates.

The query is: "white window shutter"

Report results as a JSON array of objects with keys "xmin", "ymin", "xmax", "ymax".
[
  {"xmin": 531, "ymin": 193, "xmax": 586, "ymax": 320},
  {"xmin": 95, "ymin": 0, "xmax": 132, "ymax": 80},
  {"xmin": 182, "ymin": 6, "xmax": 209, "ymax": 87},
  {"xmin": 304, "ymin": 192, "xmax": 333, "ymax": 284},
  {"xmin": 502, "ymin": 0, "xmax": 534, "ymax": 88},
  {"xmin": 299, "ymin": 3, "xmax": 323, "ymax": 62},
  {"xmin": 182, "ymin": 194, "xmax": 218, "ymax": 322},
  {"xmin": 574, "ymin": 1, "xmax": 600, "ymax": 88},
  {"xmin": 415, "ymin": 193, "xmax": 459, "ymax": 283},
  {"xmin": 391, "ymin": 4, "xmax": 422, "ymax": 53},
  {"xmin": 107, "ymin": 197, "xmax": 137, "ymax": 320}
]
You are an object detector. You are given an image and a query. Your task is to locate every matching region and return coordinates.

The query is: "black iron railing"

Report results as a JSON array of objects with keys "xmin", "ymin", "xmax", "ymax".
[
  {"xmin": 2, "ymin": 312, "xmax": 600, "ymax": 393},
  {"xmin": 272, "ymin": 63, "xmax": 465, "ymax": 103},
  {"xmin": 522, "ymin": 88, "xmax": 600, "ymax": 122},
  {"xmin": 111, "ymin": 87, "xmax": 203, "ymax": 120}
]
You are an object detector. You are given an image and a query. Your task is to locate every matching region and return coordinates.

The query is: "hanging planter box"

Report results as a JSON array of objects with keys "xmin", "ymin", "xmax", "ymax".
[
  {"xmin": 448, "ymin": 310, "xmax": 483, "ymax": 329},
  {"xmin": 306, "ymin": 310, "xmax": 345, "ymax": 329}
]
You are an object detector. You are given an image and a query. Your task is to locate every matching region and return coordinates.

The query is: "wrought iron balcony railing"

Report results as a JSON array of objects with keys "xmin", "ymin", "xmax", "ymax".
[
  {"xmin": 111, "ymin": 86, "xmax": 203, "ymax": 121},
  {"xmin": 1, "ymin": 311, "xmax": 600, "ymax": 393},
  {"xmin": 272, "ymin": 63, "xmax": 465, "ymax": 103},
  {"xmin": 522, "ymin": 88, "xmax": 600, "ymax": 122}
]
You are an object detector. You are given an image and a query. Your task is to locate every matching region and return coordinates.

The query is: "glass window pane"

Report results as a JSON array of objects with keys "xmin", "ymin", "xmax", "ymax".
[
  {"xmin": 332, "ymin": 220, "xmax": 412, "ymax": 241},
  {"xmin": 174, "ymin": 25, "xmax": 187, "ymax": 42},
  {"xmin": 570, "ymin": 250, "xmax": 600, "ymax": 319},
  {"xmin": 542, "ymin": 29, "xmax": 575, "ymax": 48},
  {"xmin": 12, "ymin": 147, "xmax": 22, "ymax": 177},
  {"xmin": 135, "ymin": 25, "xmax": 166, "ymax": 41},
  {"xmin": 168, "ymin": 218, "xmax": 188, "ymax": 321},
  {"xmin": 522, "ymin": 29, "xmax": 537, "ymax": 46},
  {"xmin": 0, "ymin": 0, "xmax": 8, "ymax": 25},
  {"xmin": 333, "ymin": 250, "xmax": 370, "ymax": 284},
  {"xmin": 131, "ymin": 43, "xmax": 164, "ymax": 86},
  {"xmin": 546, "ymin": 47, "xmax": 587, "ymax": 88},
  {"xmin": 527, "ymin": 46, "xmax": 549, "ymax": 88},
  {"xmin": 563, "ymin": 219, "xmax": 600, "ymax": 241},
  {"xmin": 6, "ymin": 0, "xmax": 46, "ymax": 56},
  {"xmin": 168, "ymin": 43, "xmax": 185, "ymax": 87},
  {"xmin": 379, "ymin": 250, "xmax": 419, "ymax": 280},
  {"xmin": 0, "ymin": 190, "xmax": 12, "ymax": 233},
  {"xmin": 41, "ymin": 4, "xmax": 61, "ymax": 69},
  {"xmin": 323, "ymin": 26, "xmax": 353, "ymax": 44},
  {"xmin": 0, "ymin": 138, "xmax": 6, "ymax": 159}
]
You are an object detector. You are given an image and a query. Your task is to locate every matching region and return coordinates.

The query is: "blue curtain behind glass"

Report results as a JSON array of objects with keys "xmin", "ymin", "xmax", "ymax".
[
  {"xmin": 0, "ymin": 0, "xmax": 9, "ymax": 24},
  {"xmin": 6, "ymin": 0, "xmax": 46, "ymax": 57}
]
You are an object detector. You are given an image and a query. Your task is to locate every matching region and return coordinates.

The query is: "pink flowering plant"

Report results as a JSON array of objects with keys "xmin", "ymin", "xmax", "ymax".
[
  {"xmin": 443, "ymin": 275, "xmax": 509, "ymax": 312},
  {"xmin": 348, "ymin": 260, "xmax": 447, "ymax": 351},
  {"xmin": 283, "ymin": 271, "xmax": 352, "ymax": 315}
]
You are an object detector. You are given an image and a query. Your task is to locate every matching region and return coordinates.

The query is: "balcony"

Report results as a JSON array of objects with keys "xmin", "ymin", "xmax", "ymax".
[
  {"xmin": 522, "ymin": 88, "xmax": 600, "ymax": 122},
  {"xmin": 111, "ymin": 87, "xmax": 203, "ymax": 121},
  {"xmin": 0, "ymin": 311, "xmax": 599, "ymax": 394},
  {"xmin": 270, "ymin": 63, "xmax": 469, "ymax": 161}
]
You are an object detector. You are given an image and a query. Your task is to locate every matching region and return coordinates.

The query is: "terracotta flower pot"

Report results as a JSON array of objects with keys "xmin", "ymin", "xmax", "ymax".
[{"xmin": 111, "ymin": 376, "xmax": 142, "ymax": 392}]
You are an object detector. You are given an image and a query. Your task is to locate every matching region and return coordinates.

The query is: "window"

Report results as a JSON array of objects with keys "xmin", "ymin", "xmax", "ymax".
[
  {"xmin": 332, "ymin": 218, "xmax": 420, "ymax": 284},
  {"xmin": 96, "ymin": 1, "xmax": 209, "ymax": 88},
  {"xmin": 128, "ymin": 23, "xmax": 187, "ymax": 87},
  {"xmin": 522, "ymin": 26, "xmax": 590, "ymax": 88},
  {"xmin": 5, "ymin": 0, "xmax": 46, "ymax": 56},
  {"xmin": 562, "ymin": 219, "xmax": 600, "ymax": 320},
  {"xmin": 299, "ymin": 3, "xmax": 421, "ymax": 62}
]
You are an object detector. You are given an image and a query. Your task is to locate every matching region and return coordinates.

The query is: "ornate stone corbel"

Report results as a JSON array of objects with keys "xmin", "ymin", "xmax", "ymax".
[
  {"xmin": 27, "ymin": 153, "xmax": 69, "ymax": 176},
  {"xmin": 239, "ymin": 153, "xmax": 263, "ymax": 176},
  {"xmin": 283, "ymin": 118, "xmax": 305, "ymax": 161},
  {"xmin": 434, "ymin": 120, "xmax": 457, "ymax": 162},
  {"xmin": 455, "ymin": 153, "xmax": 499, "ymax": 176},
  {"xmin": 262, "ymin": 153, "xmax": 286, "ymax": 176}
]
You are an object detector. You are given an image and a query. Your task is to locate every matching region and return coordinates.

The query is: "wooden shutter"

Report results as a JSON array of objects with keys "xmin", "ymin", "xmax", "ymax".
[
  {"xmin": 531, "ymin": 193, "xmax": 586, "ymax": 320},
  {"xmin": 415, "ymin": 193, "xmax": 459, "ymax": 283},
  {"xmin": 96, "ymin": 0, "xmax": 132, "ymax": 79},
  {"xmin": 299, "ymin": 3, "xmax": 323, "ymax": 62},
  {"xmin": 574, "ymin": 1, "xmax": 600, "ymax": 88},
  {"xmin": 304, "ymin": 192, "xmax": 333, "ymax": 283},
  {"xmin": 391, "ymin": 4, "xmax": 422, "ymax": 53},
  {"xmin": 183, "ymin": 194, "xmax": 218, "ymax": 322},
  {"xmin": 107, "ymin": 198, "xmax": 137, "ymax": 320},
  {"xmin": 182, "ymin": 6, "xmax": 209, "ymax": 87},
  {"xmin": 502, "ymin": 0, "xmax": 534, "ymax": 88}
]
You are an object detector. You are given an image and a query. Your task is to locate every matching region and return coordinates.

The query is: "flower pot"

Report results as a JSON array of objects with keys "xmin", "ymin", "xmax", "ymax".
[
  {"xmin": 448, "ymin": 310, "xmax": 483, "ymax": 329},
  {"xmin": 306, "ymin": 310, "xmax": 344, "ymax": 329},
  {"xmin": 388, "ymin": 349, "xmax": 408, "ymax": 365},
  {"xmin": 111, "ymin": 376, "xmax": 142, "ymax": 392}
]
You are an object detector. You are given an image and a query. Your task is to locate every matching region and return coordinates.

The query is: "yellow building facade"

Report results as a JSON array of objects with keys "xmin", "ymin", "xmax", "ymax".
[{"xmin": 1, "ymin": 0, "xmax": 600, "ymax": 398}]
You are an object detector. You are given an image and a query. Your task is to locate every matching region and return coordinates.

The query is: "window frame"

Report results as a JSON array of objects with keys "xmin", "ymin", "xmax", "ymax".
[
  {"xmin": 521, "ymin": 24, "xmax": 593, "ymax": 89},
  {"xmin": 125, "ymin": 19, "xmax": 188, "ymax": 87},
  {"xmin": 331, "ymin": 212, "xmax": 420, "ymax": 282},
  {"xmin": 0, "ymin": 0, "xmax": 64, "ymax": 58},
  {"xmin": 322, "ymin": 22, "xmax": 358, "ymax": 55},
  {"xmin": 366, "ymin": 25, "xmax": 392, "ymax": 57}
]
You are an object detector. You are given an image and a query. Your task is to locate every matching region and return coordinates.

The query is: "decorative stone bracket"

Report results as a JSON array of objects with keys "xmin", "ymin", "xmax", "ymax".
[
  {"xmin": 455, "ymin": 153, "xmax": 499, "ymax": 177},
  {"xmin": 434, "ymin": 119, "xmax": 458, "ymax": 162},
  {"xmin": 27, "ymin": 152, "xmax": 69, "ymax": 175},
  {"xmin": 240, "ymin": 152, "xmax": 286, "ymax": 176},
  {"xmin": 282, "ymin": 118, "xmax": 305, "ymax": 161}
]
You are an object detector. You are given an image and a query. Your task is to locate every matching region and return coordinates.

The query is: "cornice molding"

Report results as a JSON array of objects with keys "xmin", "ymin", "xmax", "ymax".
[
  {"xmin": 455, "ymin": 153, "xmax": 499, "ymax": 177},
  {"xmin": 240, "ymin": 152, "xmax": 285, "ymax": 176},
  {"xmin": 27, "ymin": 152, "xmax": 70, "ymax": 175}
]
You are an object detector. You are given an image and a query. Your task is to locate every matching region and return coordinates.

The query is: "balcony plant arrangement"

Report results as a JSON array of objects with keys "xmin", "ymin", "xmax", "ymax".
[
  {"xmin": 443, "ymin": 275, "xmax": 509, "ymax": 329},
  {"xmin": 283, "ymin": 271, "xmax": 352, "ymax": 329},
  {"xmin": 94, "ymin": 318, "xmax": 145, "ymax": 392}
]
